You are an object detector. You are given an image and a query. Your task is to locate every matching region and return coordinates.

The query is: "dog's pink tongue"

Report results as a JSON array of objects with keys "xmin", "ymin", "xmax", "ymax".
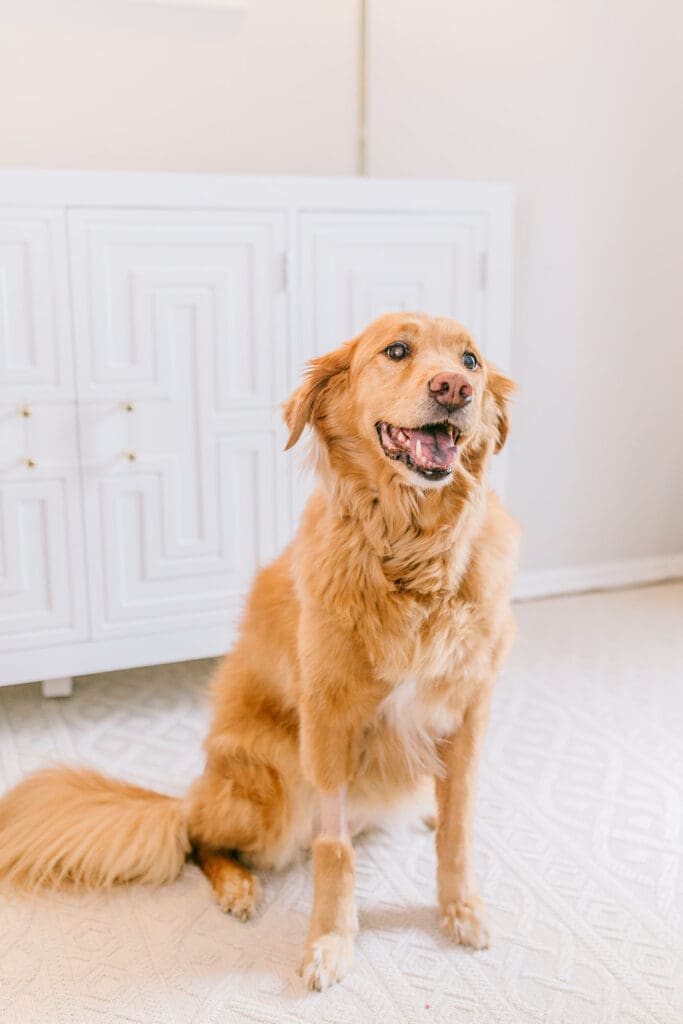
[{"xmin": 407, "ymin": 427, "xmax": 458, "ymax": 470}]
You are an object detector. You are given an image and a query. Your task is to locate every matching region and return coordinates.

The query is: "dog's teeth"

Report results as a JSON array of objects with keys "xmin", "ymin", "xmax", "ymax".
[
  {"xmin": 415, "ymin": 440, "xmax": 423, "ymax": 461},
  {"xmin": 397, "ymin": 430, "xmax": 409, "ymax": 444}
]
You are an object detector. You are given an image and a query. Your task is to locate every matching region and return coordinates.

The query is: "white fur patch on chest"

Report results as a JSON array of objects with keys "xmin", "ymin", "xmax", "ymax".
[{"xmin": 376, "ymin": 676, "xmax": 456, "ymax": 775}]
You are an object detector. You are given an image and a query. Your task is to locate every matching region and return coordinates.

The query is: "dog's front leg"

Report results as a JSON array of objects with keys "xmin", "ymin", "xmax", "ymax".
[
  {"xmin": 300, "ymin": 787, "xmax": 357, "ymax": 991},
  {"xmin": 296, "ymin": 610, "xmax": 382, "ymax": 991},
  {"xmin": 296, "ymin": 598, "xmax": 384, "ymax": 990},
  {"xmin": 299, "ymin": 738, "xmax": 360, "ymax": 992},
  {"xmin": 435, "ymin": 684, "xmax": 492, "ymax": 949}
]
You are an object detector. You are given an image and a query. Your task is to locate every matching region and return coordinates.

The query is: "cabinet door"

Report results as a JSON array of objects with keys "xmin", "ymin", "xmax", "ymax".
[
  {"xmin": 297, "ymin": 212, "xmax": 488, "ymax": 366},
  {"xmin": 69, "ymin": 210, "xmax": 289, "ymax": 640},
  {"xmin": 0, "ymin": 209, "xmax": 89, "ymax": 651}
]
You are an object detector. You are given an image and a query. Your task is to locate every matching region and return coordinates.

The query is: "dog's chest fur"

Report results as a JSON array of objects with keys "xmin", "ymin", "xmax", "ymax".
[
  {"xmin": 297, "ymin": 482, "xmax": 516, "ymax": 782},
  {"xmin": 375, "ymin": 673, "xmax": 457, "ymax": 771},
  {"xmin": 360, "ymin": 591, "xmax": 494, "ymax": 779},
  {"xmin": 372, "ymin": 587, "xmax": 481, "ymax": 680}
]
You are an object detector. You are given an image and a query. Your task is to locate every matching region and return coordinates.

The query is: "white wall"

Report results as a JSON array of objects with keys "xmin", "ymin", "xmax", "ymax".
[
  {"xmin": 0, "ymin": 0, "xmax": 358, "ymax": 174},
  {"xmin": 1, "ymin": 0, "xmax": 681, "ymax": 580}
]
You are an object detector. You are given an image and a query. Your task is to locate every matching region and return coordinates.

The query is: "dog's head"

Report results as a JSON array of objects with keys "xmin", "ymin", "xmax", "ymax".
[{"xmin": 285, "ymin": 313, "xmax": 514, "ymax": 491}]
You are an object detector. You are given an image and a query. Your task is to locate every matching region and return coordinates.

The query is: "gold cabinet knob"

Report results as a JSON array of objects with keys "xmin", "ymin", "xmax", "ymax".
[
  {"xmin": 23, "ymin": 456, "xmax": 37, "ymax": 469},
  {"xmin": 121, "ymin": 400, "xmax": 135, "ymax": 413},
  {"xmin": 123, "ymin": 450, "xmax": 137, "ymax": 462},
  {"xmin": 20, "ymin": 404, "xmax": 32, "ymax": 418}
]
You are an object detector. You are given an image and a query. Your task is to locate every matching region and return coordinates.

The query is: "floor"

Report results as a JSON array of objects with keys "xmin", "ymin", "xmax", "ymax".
[{"xmin": 1, "ymin": 582, "xmax": 682, "ymax": 1024}]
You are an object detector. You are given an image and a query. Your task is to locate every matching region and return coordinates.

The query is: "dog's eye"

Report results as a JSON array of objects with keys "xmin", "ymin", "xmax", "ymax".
[
  {"xmin": 385, "ymin": 341, "xmax": 410, "ymax": 361},
  {"xmin": 462, "ymin": 351, "xmax": 478, "ymax": 370}
]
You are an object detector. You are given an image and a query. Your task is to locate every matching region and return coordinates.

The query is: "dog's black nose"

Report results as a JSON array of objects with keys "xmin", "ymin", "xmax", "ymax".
[{"xmin": 429, "ymin": 373, "xmax": 473, "ymax": 409}]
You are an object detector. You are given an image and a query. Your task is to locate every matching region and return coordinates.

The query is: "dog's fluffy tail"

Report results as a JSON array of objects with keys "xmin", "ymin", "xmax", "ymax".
[{"xmin": 0, "ymin": 766, "xmax": 189, "ymax": 891}]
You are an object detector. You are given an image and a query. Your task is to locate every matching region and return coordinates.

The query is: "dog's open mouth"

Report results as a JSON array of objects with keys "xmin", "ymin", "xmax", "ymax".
[{"xmin": 376, "ymin": 421, "xmax": 460, "ymax": 481}]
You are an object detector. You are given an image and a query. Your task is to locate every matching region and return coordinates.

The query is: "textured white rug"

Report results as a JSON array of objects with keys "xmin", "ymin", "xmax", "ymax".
[{"xmin": 1, "ymin": 582, "xmax": 681, "ymax": 1024}]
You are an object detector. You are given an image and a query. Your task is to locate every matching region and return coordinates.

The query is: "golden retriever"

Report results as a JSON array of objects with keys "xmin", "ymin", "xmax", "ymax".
[{"xmin": 0, "ymin": 312, "xmax": 519, "ymax": 990}]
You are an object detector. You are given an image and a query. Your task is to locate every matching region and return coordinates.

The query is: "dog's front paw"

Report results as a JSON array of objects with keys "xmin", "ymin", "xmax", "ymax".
[
  {"xmin": 300, "ymin": 931, "xmax": 355, "ymax": 991},
  {"xmin": 440, "ymin": 897, "xmax": 491, "ymax": 949}
]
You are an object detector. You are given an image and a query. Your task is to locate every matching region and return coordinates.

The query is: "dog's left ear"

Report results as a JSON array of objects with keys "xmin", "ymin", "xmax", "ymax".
[
  {"xmin": 284, "ymin": 343, "xmax": 353, "ymax": 450},
  {"xmin": 488, "ymin": 367, "xmax": 516, "ymax": 454}
]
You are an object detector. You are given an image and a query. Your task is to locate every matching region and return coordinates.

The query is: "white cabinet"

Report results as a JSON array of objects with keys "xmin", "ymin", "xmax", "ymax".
[
  {"xmin": 0, "ymin": 210, "xmax": 89, "ymax": 655},
  {"xmin": 0, "ymin": 173, "xmax": 513, "ymax": 687},
  {"xmin": 69, "ymin": 210, "xmax": 289, "ymax": 639}
]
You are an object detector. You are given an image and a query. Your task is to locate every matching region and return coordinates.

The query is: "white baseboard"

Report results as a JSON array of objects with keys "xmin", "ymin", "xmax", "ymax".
[{"xmin": 514, "ymin": 553, "xmax": 683, "ymax": 601}]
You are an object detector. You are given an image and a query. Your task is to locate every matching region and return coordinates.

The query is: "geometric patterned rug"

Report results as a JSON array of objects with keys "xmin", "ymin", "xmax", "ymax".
[{"xmin": 1, "ymin": 582, "xmax": 681, "ymax": 1024}]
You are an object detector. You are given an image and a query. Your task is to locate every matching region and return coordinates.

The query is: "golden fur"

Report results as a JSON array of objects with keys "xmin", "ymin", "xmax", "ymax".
[{"xmin": 0, "ymin": 313, "xmax": 519, "ymax": 990}]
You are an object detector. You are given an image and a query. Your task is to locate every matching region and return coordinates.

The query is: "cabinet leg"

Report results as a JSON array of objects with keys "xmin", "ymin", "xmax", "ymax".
[{"xmin": 41, "ymin": 676, "xmax": 74, "ymax": 699}]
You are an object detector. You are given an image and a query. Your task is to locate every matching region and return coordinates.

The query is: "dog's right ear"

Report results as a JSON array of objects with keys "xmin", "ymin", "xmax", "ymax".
[{"xmin": 284, "ymin": 343, "xmax": 352, "ymax": 450}]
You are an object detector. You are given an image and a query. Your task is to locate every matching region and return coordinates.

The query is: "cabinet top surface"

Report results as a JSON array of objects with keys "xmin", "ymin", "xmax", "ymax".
[{"xmin": 0, "ymin": 169, "xmax": 514, "ymax": 212}]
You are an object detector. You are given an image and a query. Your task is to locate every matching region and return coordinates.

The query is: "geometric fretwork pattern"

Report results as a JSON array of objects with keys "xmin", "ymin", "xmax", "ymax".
[
  {"xmin": 69, "ymin": 211, "xmax": 290, "ymax": 637},
  {"xmin": 0, "ymin": 398, "xmax": 89, "ymax": 651},
  {"xmin": 0, "ymin": 212, "xmax": 88, "ymax": 651},
  {"xmin": 0, "ymin": 476, "xmax": 88, "ymax": 651},
  {"xmin": 0, "ymin": 209, "xmax": 74, "ymax": 400},
  {"xmin": 1, "ymin": 583, "xmax": 681, "ymax": 1023},
  {"xmin": 69, "ymin": 210, "xmax": 287, "ymax": 407}
]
